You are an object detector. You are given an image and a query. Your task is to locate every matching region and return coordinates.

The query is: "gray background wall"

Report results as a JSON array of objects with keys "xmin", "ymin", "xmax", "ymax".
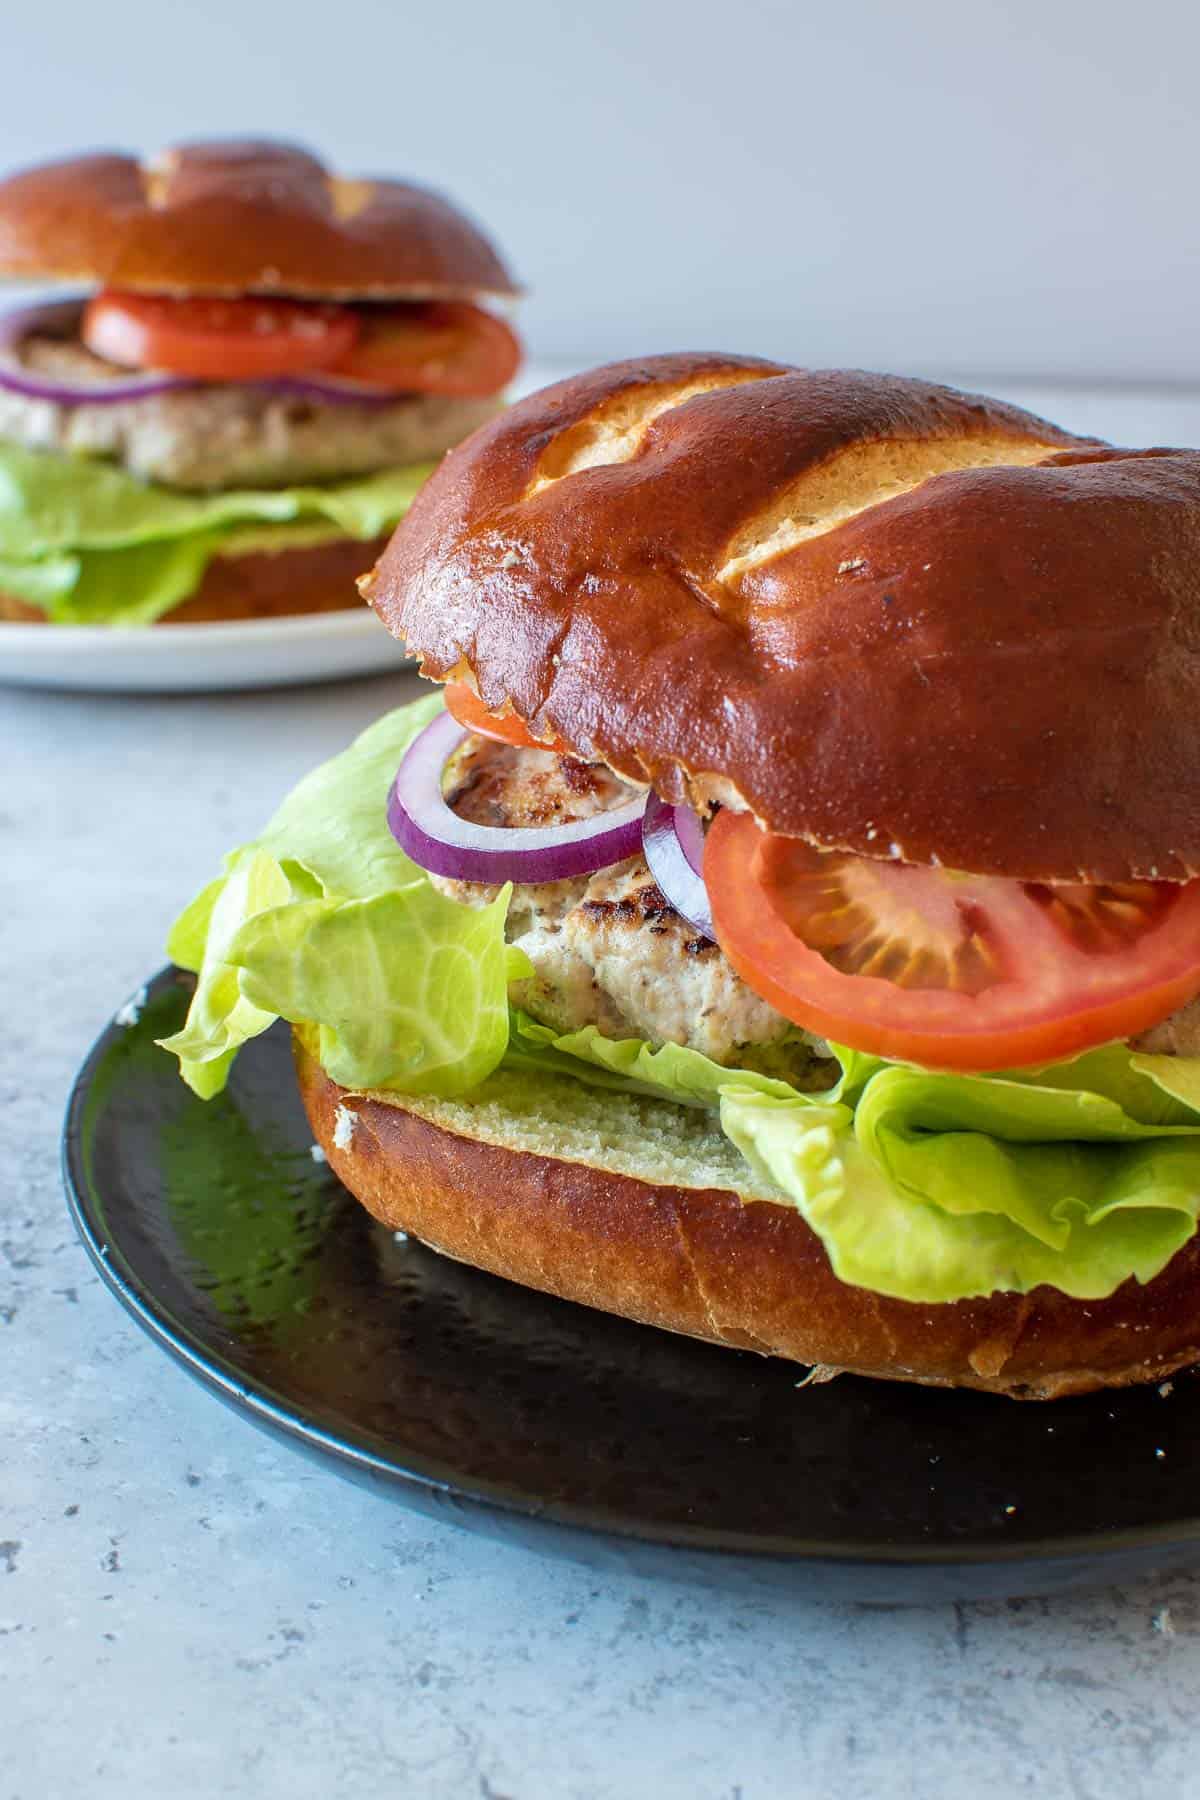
[{"xmin": 1, "ymin": 0, "xmax": 1196, "ymax": 381}]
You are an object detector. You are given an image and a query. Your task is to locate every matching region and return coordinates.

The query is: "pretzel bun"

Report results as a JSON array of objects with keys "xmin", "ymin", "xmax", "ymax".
[
  {"xmin": 363, "ymin": 354, "xmax": 1200, "ymax": 883},
  {"xmin": 297, "ymin": 1038, "xmax": 1200, "ymax": 1399},
  {"xmin": 0, "ymin": 139, "xmax": 518, "ymax": 300}
]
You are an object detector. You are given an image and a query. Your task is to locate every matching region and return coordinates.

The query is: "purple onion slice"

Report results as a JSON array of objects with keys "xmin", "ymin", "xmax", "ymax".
[
  {"xmin": 641, "ymin": 794, "xmax": 715, "ymax": 939},
  {"xmin": 0, "ymin": 298, "xmax": 199, "ymax": 402},
  {"xmin": 387, "ymin": 710, "xmax": 648, "ymax": 884},
  {"xmin": 0, "ymin": 298, "xmax": 402, "ymax": 408}
]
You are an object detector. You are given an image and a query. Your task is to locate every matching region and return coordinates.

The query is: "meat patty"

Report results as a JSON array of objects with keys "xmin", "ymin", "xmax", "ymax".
[
  {"xmin": 1132, "ymin": 998, "xmax": 1200, "ymax": 1058},
  {"xmin": 435, "ymin": 737, "xmax": 637, "ymax": 1039},
  {"xmin": 443, "ymin": 736, "xmax": 631, "ymax": 832},
  {"xmin": 0, "ymin": 334, "xmax": 497, "ymax": 490},
  {"xmin": 561, "ymin": 859, "xmax": 797, "ymax": 1064},
  {"xmin": 432, "ymin": 734, "xmax": 807, "ymax": 1068}
]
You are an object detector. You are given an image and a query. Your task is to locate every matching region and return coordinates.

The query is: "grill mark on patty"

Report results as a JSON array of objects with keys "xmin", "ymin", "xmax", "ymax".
[
  {"xmin": 579, "ymin": 880, "xmax": 676, "ymax": 926},
  {"xmin": 559, "ymin": 756, "xmax": 611, "ymax": 795},
  {"xmin": 579, "ymin": 882, "xmax": 717, "ymax": 952},
  {"xmin": 444, "ymin": 737, "xmax": 634, "ymax": 830}
]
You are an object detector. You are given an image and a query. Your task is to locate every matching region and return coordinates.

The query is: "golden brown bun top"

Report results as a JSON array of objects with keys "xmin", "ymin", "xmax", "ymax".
[
  {"xmin": 0, "ymin": 139, "xmax": 519, "ymax": 300},
  {"xmin": 364, "ymin": 353, "xmax": 1200, "ymax": 883}
]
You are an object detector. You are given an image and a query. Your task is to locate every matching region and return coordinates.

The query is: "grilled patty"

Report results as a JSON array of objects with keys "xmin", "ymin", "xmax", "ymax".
[
  {"xmin": 0, "ymin": 334, "xmax": 496, "ymax": 490},
  {"xmin": 433, "ymin": 736, "xmax": 811, "ymax": 1068}
]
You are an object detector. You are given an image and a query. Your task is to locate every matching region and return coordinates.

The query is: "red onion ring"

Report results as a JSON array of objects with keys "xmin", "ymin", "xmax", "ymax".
[
  {"xmin": 0, "ymin": 299, "xmax": 198, "ymax": 401},
  {"xmin": 641, "ymin": 794, "xmax": 715, "ymax": 939},
  {"xmin": 0, "ymin": 298, "xmax": 403, "ymax": 409},
  {"xmin": 388, "ymin": 710, "xmax": 648, "ymax": 883},
  {"xmin": 672, "ymin": 797, "xmax": 706, "ymax": 876}
]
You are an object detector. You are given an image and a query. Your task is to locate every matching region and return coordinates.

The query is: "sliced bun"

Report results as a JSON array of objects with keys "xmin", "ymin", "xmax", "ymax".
[
  {"xmin": 363, "ymin": 354, "xmax": 1200, "ymax": 882},
  {"xmin": 296, "ymin": 1035, "xmax": 1200, "ymax": 1399},
  {"xmin": 160, "ymin": 533, "xmax": 391, "ymax": 625},
  {"xmin": 0, "ymin": 140, "xmax": 518, "ymax": 300},
  {"xmin": 0, "ymin": 532, "xmax": 388, "ymax": 626}
]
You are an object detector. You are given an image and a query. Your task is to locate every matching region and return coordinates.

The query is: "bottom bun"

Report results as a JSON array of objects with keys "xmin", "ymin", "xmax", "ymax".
[
  {"xmin": 296, "ymin": 1035, "xmax": 1200, "ymax": 1399},
  {"xmin": 0, "ymin": 533, "xmax": 389, "ymax": 626}
]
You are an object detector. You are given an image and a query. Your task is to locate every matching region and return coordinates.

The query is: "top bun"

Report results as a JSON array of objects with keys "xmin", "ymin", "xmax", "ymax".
[
  {"xmin": 364, "ymin": 354, "xmax": 1200, "ymax": 883},
  {"xmin": 0, "ymin": 139, "xmax": 519, "ymax": 301}
]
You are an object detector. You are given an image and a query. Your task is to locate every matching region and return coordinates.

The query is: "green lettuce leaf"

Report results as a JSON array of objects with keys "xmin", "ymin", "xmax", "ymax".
[
  {"xmin": 0, "ymin": 550, "xmax": 79, "ymax": 606},
  {"xmin": 508, "ymin": 1013, "xmax": 1200, "ymax": 1303},
  {"xmin": 719, "ymin": 1085, "xmax": 1200, "ymax": 1302},
  {"xmin": 505, "ymin": 1010, "xmax": 803, "ymax": 1106},
  {"xmin": 159, "ymin": 694, "xmax": 521, "ymax": 1098},
  {"xmin": 231, "ymin": 884, "xmax": 516, "ymax": 1096},
  {"xmin": 40, "ymin": 533, "xmax": 224, "ymax": 626},
  {"xmin": 253, "ymin": 692, "xmax": 444, "ymax": 897},
  {"xmin": 158, "ymin": 846, "xmax": 295, "ymax": 1098},
  {"xmin": 0, "ymin": 443, "xmax": 434, "ymax": 624},
  {"xmin": 0, "ymin": 445, "xmax": 435, "ymax": 556}
]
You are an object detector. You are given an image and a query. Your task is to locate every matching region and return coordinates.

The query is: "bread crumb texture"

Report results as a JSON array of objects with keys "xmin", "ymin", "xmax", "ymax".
[{"xmin": 356, "ymin": 1066, "xmax": 781, "ymax": 1201}]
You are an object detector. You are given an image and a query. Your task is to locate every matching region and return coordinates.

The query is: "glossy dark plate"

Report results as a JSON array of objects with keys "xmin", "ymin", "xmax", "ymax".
[{"xmin": 63, "ymin": 967, "xmax": 1200, "ymax": 1602}]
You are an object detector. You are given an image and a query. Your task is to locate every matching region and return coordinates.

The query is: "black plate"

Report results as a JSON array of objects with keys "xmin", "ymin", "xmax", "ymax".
[{"xmin": 63, "ymin": 967, "xmax": 1200, "ymax": 1603}]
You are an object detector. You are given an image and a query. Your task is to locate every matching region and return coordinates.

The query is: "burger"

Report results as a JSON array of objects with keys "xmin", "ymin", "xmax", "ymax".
[
  {"xmin": 0, "ymin": 139, "xmax": 520, "ymax": 627},
  {"xmin": 161, "ymin": 354, "xmax": 1200, "ymax": 1399}
]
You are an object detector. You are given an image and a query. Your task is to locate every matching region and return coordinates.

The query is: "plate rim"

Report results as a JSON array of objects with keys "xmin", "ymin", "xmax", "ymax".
[
  {"xmin": 0, "ymin": 605, "xmax": 396, "ymax": 655},
  {"xmin": 61, "ymin": 966, "xmax": 1200, "ymax": 1575}
]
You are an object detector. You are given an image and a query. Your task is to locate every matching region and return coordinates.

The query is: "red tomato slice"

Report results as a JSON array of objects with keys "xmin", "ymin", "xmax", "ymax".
[
  {"xmin": 704, "ymin": 810, "xmax": 1200, "ymax": 1071},
  {"xmin": 83, "ymin": 292, "xmax": 361, "ymax": 382},
  {"xmin": 444, "ymin": 681, "xmax": 564, "ymax": 751},
  {"xmin": 331, "ymin": 302, "xmax": 521, "ymax": 397}
]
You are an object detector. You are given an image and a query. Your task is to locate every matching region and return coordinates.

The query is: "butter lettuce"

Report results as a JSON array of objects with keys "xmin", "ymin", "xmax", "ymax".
[
  {"xmin": 0, "ymin": 442, "xmax": 434, "ymax": 624},
  {"xmin": 160, "ymin": 694, "xmax": 526, "ymax": 1099},
  {"xmin": 511, "ymin": 1015, "xmax": 1200, "ymax": 1301},
  {"xmin": 719, "ymin": 1088, "xmax": 1200, "ymax": 1303},
  {"xmin": 506, "ymin": 1010, "xmax": 804, "ymax": 1106},
  {"xmin": 232, "ymin": 885, "xmax": 520, "ymax": 1096},
  {"xmin": 161, "ymin": 847, "xmax": 294, "ymax": 1099},
  {"xmin": 163, "ymin": 693, "xmax": 1200, "ymax": 1307}
]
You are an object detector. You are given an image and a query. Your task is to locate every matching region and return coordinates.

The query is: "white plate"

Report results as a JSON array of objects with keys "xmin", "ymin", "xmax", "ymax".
[{"xmin": 0, "ymin": 606, "xmax": 413, "ymax": 693}]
